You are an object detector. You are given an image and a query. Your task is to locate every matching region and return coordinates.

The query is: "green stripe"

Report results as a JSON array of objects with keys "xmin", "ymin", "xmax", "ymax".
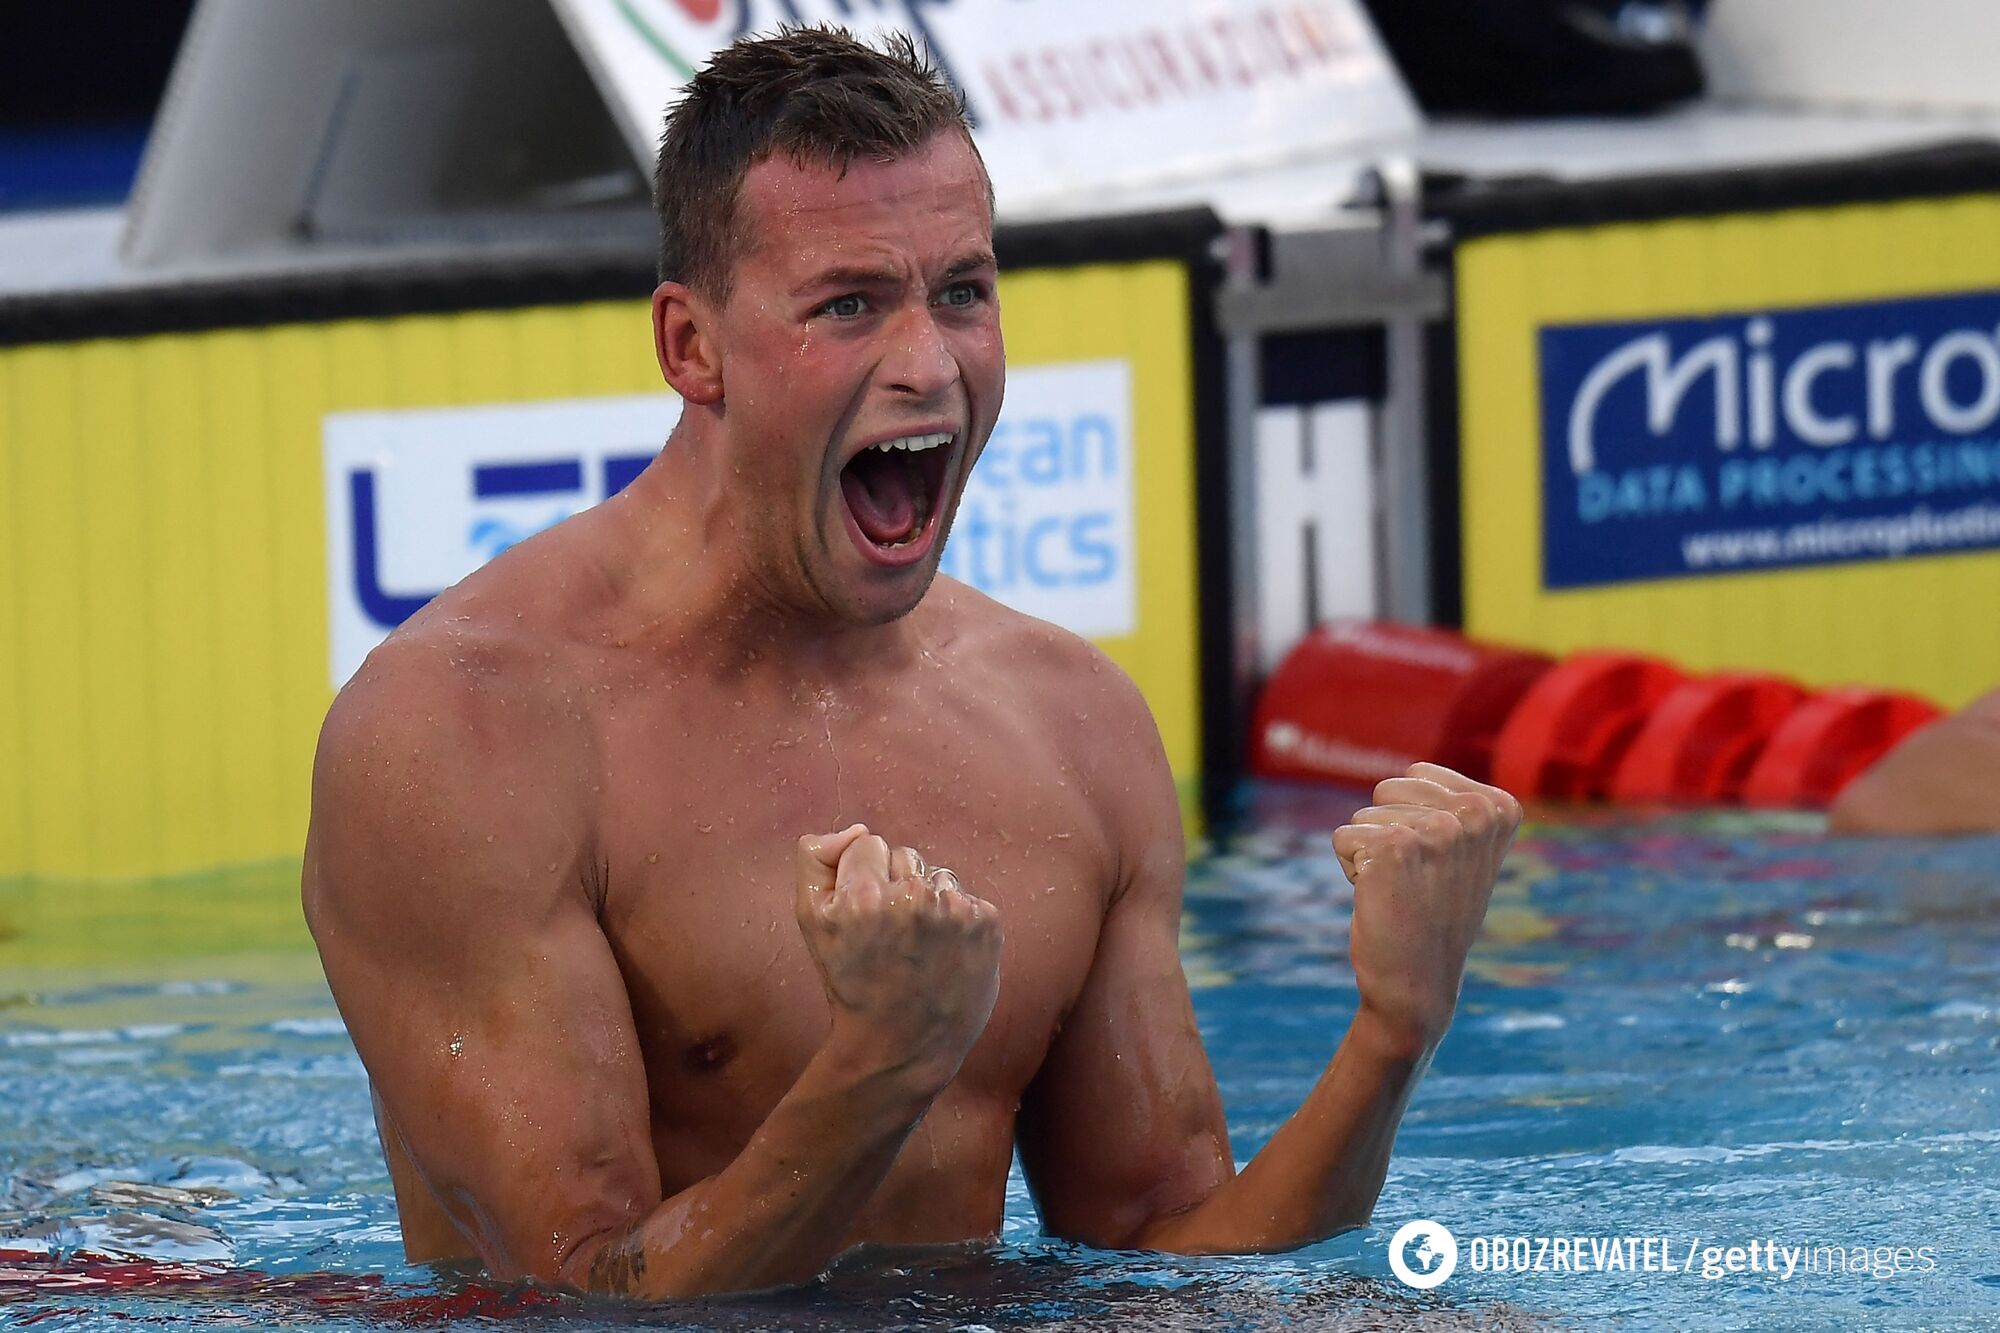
[
  {"xmin": 0, "ymin": 861, "xmax": 312, "ymax": 970},
  {"xmin": 615, "ymin": 0, "xmax": 698, "ymax": 81}
]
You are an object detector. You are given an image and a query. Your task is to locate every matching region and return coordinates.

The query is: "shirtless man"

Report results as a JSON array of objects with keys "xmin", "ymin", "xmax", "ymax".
[{"xmin": 302, "ymin": 28, "xmax": 1520, "ymax": 1301}]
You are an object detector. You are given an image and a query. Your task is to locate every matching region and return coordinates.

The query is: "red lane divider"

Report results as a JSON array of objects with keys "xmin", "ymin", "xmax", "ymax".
[
  {"xmin": 1741, "ymin": 688, "xmax": 1945, "ymax": 808},
  {"xmin": 1251, "ymin": 619, "xmax": 1552, "ymax": 788},
  {"xmin": 1610, "ymin": 673, "xmax": 1808, "ymax": 804},
  {"xmin": 0, "ymin": 1254, "xmax": 566, "ymax": 1322},
  {"xmin": 1490, "ymin": 653, "xmax": 1687, "ymax": 800},
  {"xmin": 1250, "ymin": 621, "xmax": 1948, "ymax": 809}
]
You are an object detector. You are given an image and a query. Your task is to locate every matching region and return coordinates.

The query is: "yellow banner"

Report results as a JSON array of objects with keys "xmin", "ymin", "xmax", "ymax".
[
  {"xmin": 1457, "ymin": 193, "xmax": 2000, "ymax": 708},
  {"xmin": 0, "ymin": 261, "xmax": 1203, "ymax": 905}
]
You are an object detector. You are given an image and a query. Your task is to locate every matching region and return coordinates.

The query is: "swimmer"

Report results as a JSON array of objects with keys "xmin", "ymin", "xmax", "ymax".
[
  {"xmin": 1829, "ymin": 688, "xmax": 2000, "ymax": 834},
  {"xmin": 301, "ymin": 27, "xmax": 1520, "ymax": 1301}
]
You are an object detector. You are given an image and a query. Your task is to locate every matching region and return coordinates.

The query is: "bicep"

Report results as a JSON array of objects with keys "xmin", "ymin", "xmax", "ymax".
[
  {"xmin": 1015, "ymin": 673, "xmax": 1232, "ymax": 1248},
  {"xmin": 304, "ymin": 672, "xmax": 659, "ymax": 1280},
  {"xmin": 313, "ymin": 880, "xmax": 659, "ymax": 1277}
]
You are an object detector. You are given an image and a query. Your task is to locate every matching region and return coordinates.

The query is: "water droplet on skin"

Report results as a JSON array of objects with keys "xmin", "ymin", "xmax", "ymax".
[
  {"xmin": 648, "ymin": 851, "xmax": 661, "ymax": 864},
  {"xmin": 448, "ymin": 1036, "xmax": 464, "ymax": 1058},
  {"xmin": 696, "ymin": 821, "xmax": 714, "ymax": 834}
]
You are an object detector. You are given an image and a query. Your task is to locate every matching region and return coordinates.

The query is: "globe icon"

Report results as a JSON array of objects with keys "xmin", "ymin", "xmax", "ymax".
[{"xmin": 1389, "ymin": 1220, "xmax": 1458, "ymax": 1289}]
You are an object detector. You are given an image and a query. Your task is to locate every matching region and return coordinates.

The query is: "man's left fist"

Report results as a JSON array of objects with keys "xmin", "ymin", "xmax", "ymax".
[{"xmin": 1333, "ymin": 763, "xmax": 1522, "ymax": 1059}]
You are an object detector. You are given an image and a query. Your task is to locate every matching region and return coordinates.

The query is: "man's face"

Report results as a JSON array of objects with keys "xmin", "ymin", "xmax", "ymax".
[{"xmin": 708, "ymin": 129, "xmax": 1004, "ymax": 626}]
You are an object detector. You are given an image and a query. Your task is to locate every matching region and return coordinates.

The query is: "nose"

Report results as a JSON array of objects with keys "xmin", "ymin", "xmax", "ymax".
[{"xmin": 882, "ymin": 305, "xmax": 958, "ymax": 402}]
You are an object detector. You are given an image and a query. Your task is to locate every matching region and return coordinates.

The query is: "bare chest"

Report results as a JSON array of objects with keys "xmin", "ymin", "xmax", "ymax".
[{"xmin": 592, "ymin": 680, "xmax": 1111, "ymax": 1169}]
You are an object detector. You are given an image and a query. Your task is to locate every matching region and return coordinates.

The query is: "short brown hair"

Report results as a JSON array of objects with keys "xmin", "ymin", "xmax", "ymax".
[{"xmin": 654, "ymin": 26, "xmax": 981, "ymax": 298}]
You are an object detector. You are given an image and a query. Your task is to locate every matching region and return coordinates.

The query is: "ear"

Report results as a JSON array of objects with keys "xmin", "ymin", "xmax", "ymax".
[{"xmin": 653, "ymin": 281, "xmax": 724, "ymax": 405}]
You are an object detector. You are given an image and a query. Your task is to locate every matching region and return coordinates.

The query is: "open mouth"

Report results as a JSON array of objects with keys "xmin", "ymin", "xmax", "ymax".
[{"xmin": 837, "ymin": 430, "xmax": 955, "ymax": 564}]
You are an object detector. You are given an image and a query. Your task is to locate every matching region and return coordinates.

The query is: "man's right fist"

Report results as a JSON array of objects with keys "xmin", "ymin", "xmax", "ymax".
[{"xmin": 795, "ymin": 825, "xmax": 1003, "ymax": 1089}]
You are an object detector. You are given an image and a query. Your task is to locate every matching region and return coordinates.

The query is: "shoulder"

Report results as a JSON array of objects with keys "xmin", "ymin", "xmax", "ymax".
[
  {"xmin": 925, "ymin": 578, "xmax": 1182, "ymax": 893},
  {"xmin": 318, "ymin": 512, "xmax": 616, "ymax": 777},
  {"xmin": 316, "ymin": 607, "xmax": 583, "ymax": 786},
  {"xmin": 926, "ymin": 577, "xmax": 1158, "ymax": 740},
  {"xmin": 305, "ymin": 612, "xmax": 599, "ymax": 935},
  {"xmin": 1827, "ymin": 695, "xmax": 2000, "ymax": 834}
]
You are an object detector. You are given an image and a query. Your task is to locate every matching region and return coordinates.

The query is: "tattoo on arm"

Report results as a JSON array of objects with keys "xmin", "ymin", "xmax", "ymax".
[{"xmin": 584, "ymin": 1226, "xmax": 649, "ymax": 1295}]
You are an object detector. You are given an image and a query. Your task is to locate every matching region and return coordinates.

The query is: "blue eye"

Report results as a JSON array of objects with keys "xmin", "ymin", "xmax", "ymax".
[
  {"xmin": 821, "ymin": 294, "xmax": 867, "ymax": 319},
  {"xmin": 937, "ymin": 283, "xmax": 980, "ymax": 308}
]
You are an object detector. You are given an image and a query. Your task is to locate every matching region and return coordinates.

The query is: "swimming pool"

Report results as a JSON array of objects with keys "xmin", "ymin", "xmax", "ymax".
[{"xmin": 3, "ymin": 793, "xmax": 1996, "ymax": 1330}]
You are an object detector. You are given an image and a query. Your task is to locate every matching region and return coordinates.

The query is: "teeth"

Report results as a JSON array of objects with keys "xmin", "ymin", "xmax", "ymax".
[{"xmin": 868, "ymin": 431, "xmax": 952, "ymax": 453}]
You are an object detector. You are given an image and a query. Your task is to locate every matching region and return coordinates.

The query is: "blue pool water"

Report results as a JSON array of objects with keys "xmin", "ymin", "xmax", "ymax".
[{"xmin": 3, "ymin": 798, "xmax": 1997, "ymax": 1330}]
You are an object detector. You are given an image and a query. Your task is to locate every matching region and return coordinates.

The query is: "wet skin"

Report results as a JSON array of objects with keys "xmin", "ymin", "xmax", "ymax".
[
  {"xmin": 1829, "ymin": 688, "xmax": 2000, "ymax": 834},
  {"xmin": 303, "ymin": 130, "xmax": 1521, "ymax": 1300}
]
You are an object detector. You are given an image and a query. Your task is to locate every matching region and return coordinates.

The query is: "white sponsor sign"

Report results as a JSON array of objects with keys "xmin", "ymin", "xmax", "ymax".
[
  {"xmin": 322, "ymin": 360, "xmax": 1134, "ymax": 686},
  {"xmin": 323, "ymin": 394, "xmax": 684, "ymax": 688},
  {"xmin": 938, "ymin": 358, "xmax": 1135, "ymax": 637},
  {"xmin": 549, "ymin": 0, "xmax": 1418, "ymax": 211}
]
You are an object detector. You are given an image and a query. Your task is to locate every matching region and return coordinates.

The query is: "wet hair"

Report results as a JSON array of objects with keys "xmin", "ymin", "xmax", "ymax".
[{"xmin": 654, "ymin": 25, "xmax": 984, "ymax": 299}]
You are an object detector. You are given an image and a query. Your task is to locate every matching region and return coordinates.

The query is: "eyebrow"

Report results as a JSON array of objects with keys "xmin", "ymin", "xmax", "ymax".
[
  {"xmin": 790, "ymin": 265, "xmax": 901, "ymax": 297},
  {"xmin": 940, "ymin": 251, "xmax": 998, "ymax": 281},
  {"xmin": 789, "ymin": 251, "xmax": 997, "ymax": 298}
]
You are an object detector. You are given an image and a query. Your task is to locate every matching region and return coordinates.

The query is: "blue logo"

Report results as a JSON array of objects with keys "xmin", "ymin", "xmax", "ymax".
[
  {"xmin": 1539, "ymin": 289, "xmax": 2000, "ymax": 587},
  {"xmin": 938, "ymin": 410, "xmax": 1124, "ymax": 594},
  {"xmin": 347, "ymin": 452, "xmax": 653, "ymax": 630}
]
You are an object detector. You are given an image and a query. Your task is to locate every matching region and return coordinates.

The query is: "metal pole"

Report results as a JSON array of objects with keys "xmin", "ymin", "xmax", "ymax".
[
  {"xmin": 1219, "ymin": 226, "xmax": 1266, "ymax": 824},
  {"xmin": 1376, "ymin": 155, "xmax": 1433, "ymax": 626}
]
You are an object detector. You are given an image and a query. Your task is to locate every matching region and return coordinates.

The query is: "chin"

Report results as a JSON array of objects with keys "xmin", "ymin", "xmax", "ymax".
[
  {"xmin": 818, "ymin": 490, "xmax": 961, "ymax": 626},
  {"xmin": 842, "ymin": 564, "xmax": 941, "ymax": 626}
]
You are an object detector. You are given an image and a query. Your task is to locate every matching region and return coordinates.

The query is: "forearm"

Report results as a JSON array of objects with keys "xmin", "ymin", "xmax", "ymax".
[
  {"xmin": 561, "ymin": 1028, "xmax": 941, "ymax": 1299},
  {"xmin": 1132, "ymin": 1009, "xmax": 1430, "ymax": 1254}
]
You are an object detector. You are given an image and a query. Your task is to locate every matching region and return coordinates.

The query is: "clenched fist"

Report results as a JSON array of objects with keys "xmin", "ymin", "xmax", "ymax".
[
  {"xmin": 1333, "ymin": 763, "xmax": 1521, "ymax": 1059},
  {"xmin": 795, "ymin": 825, "xmax": 1003, "ymax": 1092}
]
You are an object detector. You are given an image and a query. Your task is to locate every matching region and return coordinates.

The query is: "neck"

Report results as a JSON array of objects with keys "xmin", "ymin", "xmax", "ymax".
[{"xmin": 602, "ymin": 417, "xmax": 926, "ymax": 682}]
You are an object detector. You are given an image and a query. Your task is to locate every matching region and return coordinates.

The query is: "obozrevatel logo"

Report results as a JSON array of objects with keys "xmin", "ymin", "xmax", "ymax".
[{"xmin": 1389, "ymin": 1219, "xmax": 1459, "ymax": 1290}]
